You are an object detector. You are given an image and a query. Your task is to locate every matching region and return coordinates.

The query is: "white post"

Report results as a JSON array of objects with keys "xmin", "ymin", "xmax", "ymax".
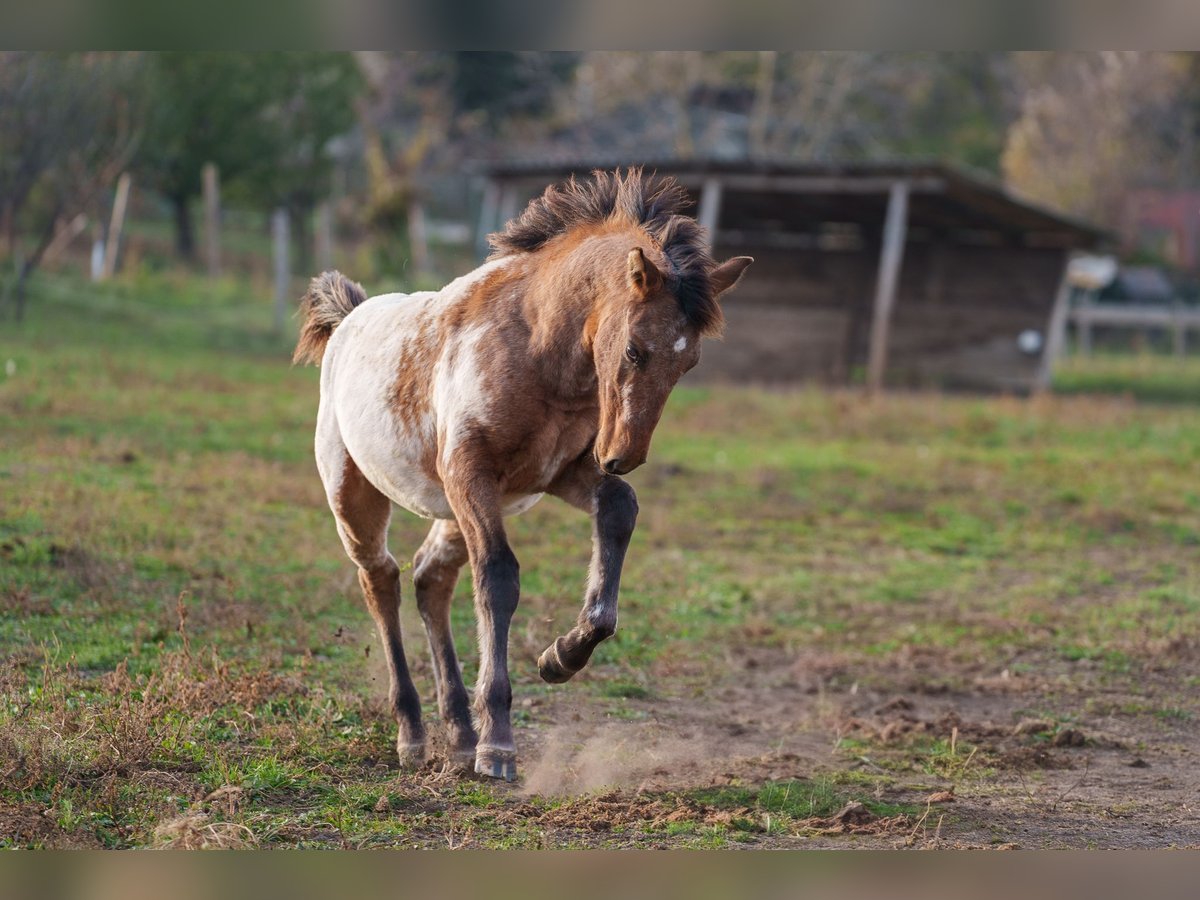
[
  {"xmin": 90, "ymin": 221, "xmax": 105, "ymax": 282},
  {"xmin": 697, "ymin": 177, "xmax": 723, "ymax": 247},
  {"xmin": 408, "ymin": 201, "xmax": 430, "ymax": 278},
  {"xmin": 866, "ymin": 181, "xmax": 911, "ymax": 394},
  {"xmin": 203, "ymin": 163, "xmax": 221, "ymax": 279},
  {"xmin": 476, "ymin": 179, "xmax": 500, "ymax": 260},
  {"xmin": 1036, "ymin": 251, "xmax": 1075, "ymax": 392},
  {"xmin": 101, "ymin": 172, "xmax": 132, "ymax": 280},
  {"xmin": 272, "ymin": 208, "xmax": 290, "ymax": 336}
]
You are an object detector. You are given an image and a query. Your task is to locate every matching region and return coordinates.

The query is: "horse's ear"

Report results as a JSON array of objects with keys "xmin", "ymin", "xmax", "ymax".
[
  {"xmin": 710, "ymin": 256, "xmax": 753, "ymax": 296},
  {"xmin": 627, "ymin": 248, "xmax": 663, "ymax": 299}
]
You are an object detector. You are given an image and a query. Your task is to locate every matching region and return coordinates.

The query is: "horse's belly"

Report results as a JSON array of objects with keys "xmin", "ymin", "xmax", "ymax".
[
  {"xmin": 337, "ymin": 397, "xmax": 546, "ymax": 521},
  {"xmin": 378, "ymin": 480, "xmax": 544, "ymax": 521},
  {"xmin": 373, "ymin": 466, "xmax": 454, "ymax": 520},
  {"xmin": 368, "ymin": 461, "xmax": 543, "ymax": 521}
]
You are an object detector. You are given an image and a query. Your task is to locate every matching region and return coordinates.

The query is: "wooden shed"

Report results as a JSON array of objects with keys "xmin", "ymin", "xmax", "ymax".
[{"xmin": 476, "ymin": 158, "xmax": 1106, "ymax": 392}]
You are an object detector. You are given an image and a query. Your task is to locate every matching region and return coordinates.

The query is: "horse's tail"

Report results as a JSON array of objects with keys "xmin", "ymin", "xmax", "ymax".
[{"xmin": 292, "ymin": 270, "xmax": 368, "ymax": 365}]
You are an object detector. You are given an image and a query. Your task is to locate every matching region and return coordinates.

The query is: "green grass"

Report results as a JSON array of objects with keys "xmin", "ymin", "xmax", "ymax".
[
  {"xmin": 1054, "ymin": 353, "xmax": 1200, "ymax": 404},
  {"xmin": 690, "ymin": 778, "xmax": 914, "ymax": 823},
  {"xmin": 2, "ymin": 271, "xmax": 1199, "ymax": 847}
]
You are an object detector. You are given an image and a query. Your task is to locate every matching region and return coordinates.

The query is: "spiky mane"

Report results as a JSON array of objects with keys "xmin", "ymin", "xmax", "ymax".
[{"xmin": 488, "ymin": 168, "xmax": 723, "ymax": 335}]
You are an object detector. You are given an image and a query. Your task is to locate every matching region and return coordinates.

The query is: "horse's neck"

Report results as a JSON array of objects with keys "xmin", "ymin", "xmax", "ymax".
[{"xmin": 517, "ymin": 232, "xmax": 630, "ymax": 401}]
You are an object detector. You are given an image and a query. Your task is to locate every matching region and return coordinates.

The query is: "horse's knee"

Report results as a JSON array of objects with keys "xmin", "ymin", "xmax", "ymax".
[
  {"xmin": 357, "ymin": 554, "xmax": 400, "ymax": 594},
  {"xmin": 412, "ymin": 555, "xmax": 442, "ymax": 595},
  {"xmin": 598, "ymin": 479, "xmax": 638, "ymax": 546},
  {"xmin": 413, "ymin": 540, "xmax": 466, "ymax": 601},
  {"xmin": 477, "ymin": 546, "xmax": 520, "ymax": 616}
]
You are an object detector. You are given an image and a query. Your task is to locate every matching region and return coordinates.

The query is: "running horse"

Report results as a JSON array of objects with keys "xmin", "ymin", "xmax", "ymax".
[{"xmin": 294, "ymin": 169, "xmax": 751, "ymax": 781}]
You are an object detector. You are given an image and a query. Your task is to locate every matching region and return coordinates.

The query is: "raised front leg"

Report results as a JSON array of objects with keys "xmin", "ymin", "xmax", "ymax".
[
  {"xmin": 412, "ymin": 519, "xmax": 477, "ymax": 770},
  {"xmin": 442, "ymin": 467, "xmax": 521, "ymax": 781},
  {"xmin": 538, "ymin": 458, "xmax": 638, "ymax": 683}
]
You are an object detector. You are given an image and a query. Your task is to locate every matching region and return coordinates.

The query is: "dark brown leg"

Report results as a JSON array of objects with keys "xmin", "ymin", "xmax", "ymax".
[
  {"xmin": 329, "ymin": 454, "xmax": 425, "ymax": 765},
  {"xmin": 412, "ymin": 519, "xmax": 477, "ymax": 770},
  {"xmin": 538, "ymin": 461, "xmax": 638, "ymax": 683},
  {"xmin": 443, "ymin": 466, "xmax": 521, "ymax": 781}
]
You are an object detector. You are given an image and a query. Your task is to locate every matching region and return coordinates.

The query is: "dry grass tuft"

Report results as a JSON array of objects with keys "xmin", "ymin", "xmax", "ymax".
[
  {"xmin": 153, "ymin": 814, "xmax": 256, "ymax": 849},
  {"xmin": 0, "ymin": 641, "xmax": 306, "ymax": 795}
]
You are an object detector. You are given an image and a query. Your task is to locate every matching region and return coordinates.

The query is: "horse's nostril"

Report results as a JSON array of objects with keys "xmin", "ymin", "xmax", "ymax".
[{"xmin": 603, "ymin": 458, "xmax": 623, "ymax": 475}]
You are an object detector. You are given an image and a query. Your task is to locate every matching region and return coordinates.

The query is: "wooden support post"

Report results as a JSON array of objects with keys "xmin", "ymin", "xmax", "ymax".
[
  {"xmin": 865, "ymin": 181, "xmax": 910, "ymax": 394},
  {"xmin": 476, "ymin": 179, "xmax": 500, "ymax": 260},
  {"xmin": 272, "ymin": 208, "xmax": 290, "ymax": 336},
  {"xmin": 1035, "ymin": 251, "xmax": 1075, "ymax": 392},
  {"xmin": 407, "ymin": 201, "xmax": 430, "ymax": 278},
  {"xmin": 101, "ymin": 172, "xmax": 132, "ymax": 280},
  {"xmin": 203, "ymin": 163, "xmax": 220, "ymax": 278},
  {"xmin": 315, "ymin": 201, "xmax": 334, "ymax": 271},
  {"xmin": 697, "ymin": 177, "xmax": 723, "ymax": 246}
]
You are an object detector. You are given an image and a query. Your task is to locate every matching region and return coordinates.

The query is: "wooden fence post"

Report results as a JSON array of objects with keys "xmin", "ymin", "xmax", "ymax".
[
  {"xmin": 203, "ymin": 163, "xmax": 221, "ymax": 278},
  {"xmin": 90, "ymin": 222, "xmax": 105, "ymax": 282},
  {"xmin": 476, "ymin": 179, "xmax": 500, "ymax": 260},
  {"xmin": 101, "ymin": 173, "xmax": 132, "ymax": 280},
  {"xmin": 866, "ymin": 180, "xmax": 910, "ymax": 394},
  {"xmin": 408, "ymin": 201, "xmax": 430, "ymax": 278},
  {"xmin": 272, "ymin": 208, "xmax": 290, "ymax": 336}
]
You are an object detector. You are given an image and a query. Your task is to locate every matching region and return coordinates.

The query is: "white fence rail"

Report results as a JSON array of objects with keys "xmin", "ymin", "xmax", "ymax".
[{"xmin": 1068, "ymin": 303, "xmax": 1200, "ymax": 356}]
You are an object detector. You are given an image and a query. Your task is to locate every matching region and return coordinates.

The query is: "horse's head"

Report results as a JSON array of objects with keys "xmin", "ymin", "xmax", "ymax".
[{"xmin": 592, "ymin": 249, "xmax": 752, "ymax": 476}]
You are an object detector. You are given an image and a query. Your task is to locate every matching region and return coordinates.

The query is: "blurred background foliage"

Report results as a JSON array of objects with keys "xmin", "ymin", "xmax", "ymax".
[{"xmin": 3, "ymin": 51, "xmax": 1200, "ymax": 308}]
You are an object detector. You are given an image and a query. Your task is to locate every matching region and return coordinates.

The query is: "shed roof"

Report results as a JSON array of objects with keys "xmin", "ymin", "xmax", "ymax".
[{"xmin": 477, "ymin": 157, "xmax": 1106, "ymax": 247}]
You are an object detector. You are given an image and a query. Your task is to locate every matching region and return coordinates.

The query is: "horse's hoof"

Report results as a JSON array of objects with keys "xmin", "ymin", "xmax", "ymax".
[
  {"xmin": 537, "ymin": 643, "xmax": 576, "ymax": 684},
  {"xmin": 396, "ymin": 742, "xmax": 426, "ymax": 769},
  {"xmin": 474, "ymin": 747, "xmax": 518, "ymax": 782}
]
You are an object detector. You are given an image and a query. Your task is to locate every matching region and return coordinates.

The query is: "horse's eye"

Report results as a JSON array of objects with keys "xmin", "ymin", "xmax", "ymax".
[{"xmin": 625, "ymin": 344, "xmax": 642, "ymax": 366}]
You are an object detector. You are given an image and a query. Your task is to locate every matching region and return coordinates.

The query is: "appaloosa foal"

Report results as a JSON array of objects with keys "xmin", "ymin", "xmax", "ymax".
[{"xmin": 294, "ymin": 169, "xmax": 751, "ymax": 780}]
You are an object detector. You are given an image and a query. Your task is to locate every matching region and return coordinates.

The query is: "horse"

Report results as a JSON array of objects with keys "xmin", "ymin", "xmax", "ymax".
[{"xmin": 293, "ymin": 169, "xmax": 751, "ymax": 781}]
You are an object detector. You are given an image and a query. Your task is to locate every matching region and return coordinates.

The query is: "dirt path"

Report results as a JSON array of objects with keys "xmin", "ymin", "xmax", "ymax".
[{"xmin": 512, "ymin": 645, "xmax": 1200, "ymax": 848}]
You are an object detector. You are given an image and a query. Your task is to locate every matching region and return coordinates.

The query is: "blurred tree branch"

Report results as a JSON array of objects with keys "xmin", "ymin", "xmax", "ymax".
[{"xmin": 0, "ymin": 52, "xmax": 141, "ymax": 320}]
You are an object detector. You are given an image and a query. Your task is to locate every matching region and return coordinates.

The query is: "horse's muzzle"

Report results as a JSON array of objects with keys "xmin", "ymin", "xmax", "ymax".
[{"xmin": 601, "ymin": 456, "xmax": 641, "ymax": 476}]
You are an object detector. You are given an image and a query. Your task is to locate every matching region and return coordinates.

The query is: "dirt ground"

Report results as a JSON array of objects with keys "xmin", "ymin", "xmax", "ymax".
[{"xmin": 505, "ymin": 642, "xmax": 1200, "ymax": 848}]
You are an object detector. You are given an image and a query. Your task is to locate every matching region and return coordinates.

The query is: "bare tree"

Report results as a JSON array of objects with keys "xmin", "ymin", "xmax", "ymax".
[
  {"xmin": 1003, "ymin": 52, "xmax": 1182, "ymax": 227},
  {"xmin": 0, "ymin": 52, "xmax": 140, "ymax": 319}
]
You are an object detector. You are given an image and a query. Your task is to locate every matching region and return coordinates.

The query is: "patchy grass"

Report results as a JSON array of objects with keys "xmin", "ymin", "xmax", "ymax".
[
  {"xmin": 2, "ymin": 273, "xmax": 1200, "ymax": 847},
  {"xmin": 1054, "ymin": 353, "xmax": 1200, "ymax": 404}
]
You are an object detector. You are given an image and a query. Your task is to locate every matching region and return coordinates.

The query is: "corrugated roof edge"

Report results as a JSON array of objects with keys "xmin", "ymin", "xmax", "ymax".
[{"xmin": 470, "ymin": 156, "xmax": 1109, "ymax": 244}]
